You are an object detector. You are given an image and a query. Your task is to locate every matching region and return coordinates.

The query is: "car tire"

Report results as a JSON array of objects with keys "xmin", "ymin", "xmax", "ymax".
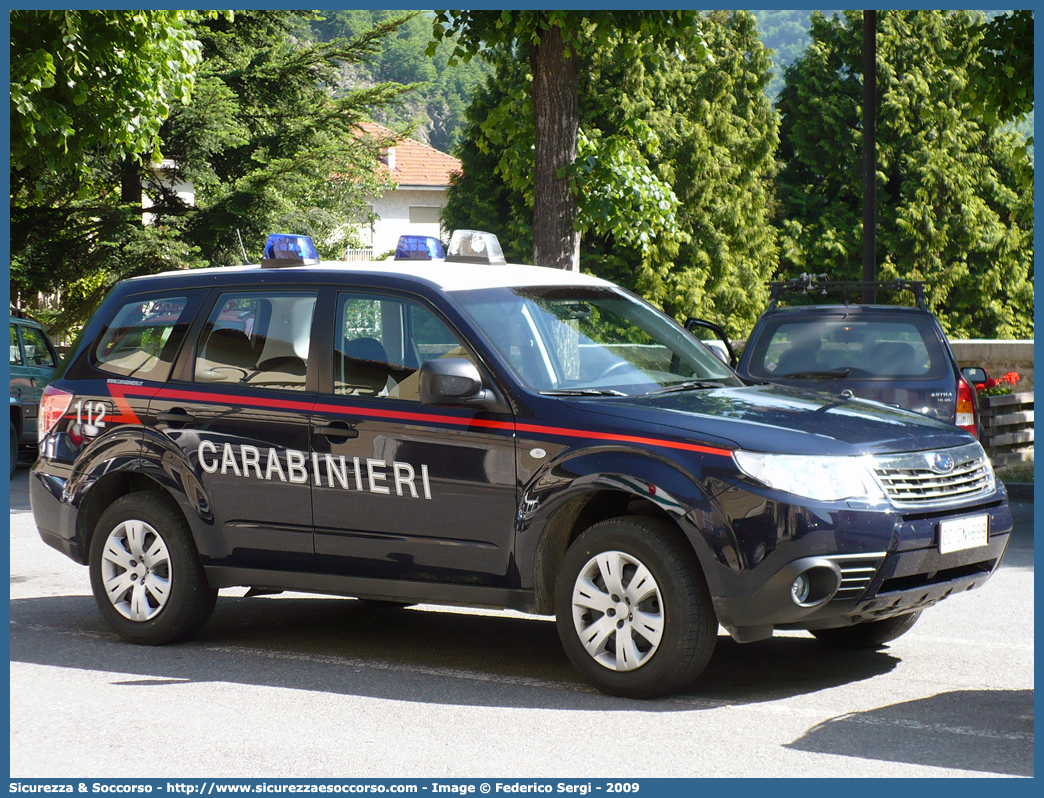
[
  {"xmin": 89, "ymin": 492, "xmax": 217, "ymax": 645},
  {"xmin": 555, "ymin": 516, "xmax": 717, "ymax": 699},
  {"xmin": 811, "ymin": 611, "xmax": 922, "ymax": 649},
  {"xmin": 10, "ymin": 421, "xmax": 18, "ymax": 476}
]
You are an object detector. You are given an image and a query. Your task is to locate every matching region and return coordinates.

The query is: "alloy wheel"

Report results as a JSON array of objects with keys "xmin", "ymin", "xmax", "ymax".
[
  {"xmin": 570, "ymin": 550, "xmax": 664, "ymax": 671},
  {"xmin": 100, "ymin": 520, "xmax": 172, "ymax": 622}
]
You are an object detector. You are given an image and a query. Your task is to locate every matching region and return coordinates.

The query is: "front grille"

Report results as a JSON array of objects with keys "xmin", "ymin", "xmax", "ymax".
[{"xmin": 872, "ymin": 443, "xmax": 995, "ymax": 509}]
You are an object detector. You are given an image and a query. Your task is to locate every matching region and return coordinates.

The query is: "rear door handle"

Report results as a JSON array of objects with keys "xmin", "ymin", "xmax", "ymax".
[
  {"xmin": 314, "ymin": 423, "xmax": 359, "ymax": 440},
  {"xmin": 157, "ymin": 410, "xmax": 196, "ymax": 426}
]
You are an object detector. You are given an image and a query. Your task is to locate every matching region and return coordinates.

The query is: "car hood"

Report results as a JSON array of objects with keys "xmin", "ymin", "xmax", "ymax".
[{"xmin": 561, "ymin": 384, "xmax": 974, "ymax": 456}]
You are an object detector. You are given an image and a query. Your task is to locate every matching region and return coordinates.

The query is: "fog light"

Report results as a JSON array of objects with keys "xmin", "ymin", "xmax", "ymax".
[{"xmin": 791, "ymin": 573, "xmax": 811, "ymax": 605}]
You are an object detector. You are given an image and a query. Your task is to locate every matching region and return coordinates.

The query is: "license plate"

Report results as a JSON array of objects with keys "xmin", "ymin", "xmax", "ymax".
[{"xmin": 938, "ymin": 515, "xmax": 989, "ymax": 554}]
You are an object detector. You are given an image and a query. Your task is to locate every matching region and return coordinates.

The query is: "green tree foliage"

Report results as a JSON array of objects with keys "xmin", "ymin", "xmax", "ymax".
[
  {"xmin": 776, "ymin": 10, "xmax": 1033, "ymax": 338},
  {"xmin": 445, "ymin": 11, "xmax": 778, "ymax": 336},
  {"xmin": 962, "ymin": 10, "xmax": 1034, "ymax": 180},
  {"xmin": 749, "ymin": 9, "xmax": 835, "ymax": 100},
  {"xmin": 431, "ymin": 11, "xmax": 704, "ymax": 271},
  {"xmin": 10, "ymin": 10, "xmax": 411, "ymax": 334},
  {"xmin": 10, "ymin": 10, "xmax": 203, "ymax": 198},
  {"xmin": 441, "ymin": 51, "xmax": 534, "ymax": 262},
  {"xmin": 963, "ymin": 10, "xmax": 1033, "ymax": 126},
  {"xmin": 160, "ymin": 11, "xmax": 407, "ymax": 266},
  {"xmin": 310, "ymin": 10, "xmax": 488, "ymax": 154}
]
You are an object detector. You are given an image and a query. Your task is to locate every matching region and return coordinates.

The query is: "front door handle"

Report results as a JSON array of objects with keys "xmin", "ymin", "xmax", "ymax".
[{"xmin": 314, "ymin": 423, "xmax": 359, "ymax": 441}]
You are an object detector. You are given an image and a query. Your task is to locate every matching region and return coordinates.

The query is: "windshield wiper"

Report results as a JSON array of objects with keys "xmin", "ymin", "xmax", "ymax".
[
  {"xmin": 646, "ymin": 380, "xmax": 725, "ymax": 395},
  {"xmin": 540, "ymin": 388, "xmax": 628, "ymax": 397},
  {"xmin": 781, "ymin": 369, "xmax": 851, "ymax": 379}
]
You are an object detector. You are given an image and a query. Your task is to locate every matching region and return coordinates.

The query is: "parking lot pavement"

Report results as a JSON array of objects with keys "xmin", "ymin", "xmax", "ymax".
[{"xmin": 8, "ymin": 468, "xmax": 1035, "ymax": 778}]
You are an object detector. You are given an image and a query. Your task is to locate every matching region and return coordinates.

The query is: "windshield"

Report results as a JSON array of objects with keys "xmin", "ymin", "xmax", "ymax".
[{"xmin": 450, "ymin": 285, "xmax": 740, "ymax": 395}]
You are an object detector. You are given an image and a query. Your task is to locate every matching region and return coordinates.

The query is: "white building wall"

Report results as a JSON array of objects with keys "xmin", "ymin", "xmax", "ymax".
[
  {"xmin": 366, "ymin": 186, "xmax": 448, "ymax": 256},
  {"xmin": 143, "ymin": 159, "xmax": 196, "ymax": 226}
]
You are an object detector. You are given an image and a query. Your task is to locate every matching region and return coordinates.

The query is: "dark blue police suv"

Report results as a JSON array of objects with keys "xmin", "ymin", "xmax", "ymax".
[{"xmin": 30, "ymin": 232, "xmax": 1011, "ymax": 698}]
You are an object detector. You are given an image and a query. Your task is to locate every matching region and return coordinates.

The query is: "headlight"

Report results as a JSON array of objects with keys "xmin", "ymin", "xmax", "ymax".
[{"xmin": 732, "ymin": 451, "xmax": 885, "ymax": 502}]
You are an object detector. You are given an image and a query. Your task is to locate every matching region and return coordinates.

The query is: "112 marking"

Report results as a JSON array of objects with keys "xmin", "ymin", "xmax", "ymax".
[{"xmin": 74, "ymin": 400, "xmax": 108, "ymax": 429}]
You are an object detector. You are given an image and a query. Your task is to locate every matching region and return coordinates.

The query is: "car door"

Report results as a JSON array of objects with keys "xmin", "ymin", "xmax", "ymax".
[
  {"xmin": 11, "ymin": 322, "xmax": 58, "ymax": 440},
  {"xmin": 310, "ymin": 288, "xmax": 518, "ymax": 586},
  {"xmin": 10, "ymin": 323, "xmax": 32, "ymax": 432},
  {"xmin": 147, "ymin": 288, "xmax": 319, "ymax": 572},
  {"xmin": 19, "ymin": 323, "xmax": 59, "ymax": 429}
]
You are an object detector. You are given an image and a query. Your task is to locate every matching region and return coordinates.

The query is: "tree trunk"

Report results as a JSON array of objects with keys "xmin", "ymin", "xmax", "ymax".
[
  {"xmin": 120, "ymin": 155, "xmax": 143, "ymax": 209},
  {"xmin": 530, "ymin": 24, "xmax": 580, "ymax": 271}
]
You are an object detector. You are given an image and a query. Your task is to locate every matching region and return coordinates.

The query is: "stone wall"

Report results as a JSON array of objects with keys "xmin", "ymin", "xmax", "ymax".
[{"xmin": 950, "ymin": 340, "xmax": 1034, "ymax": 393}]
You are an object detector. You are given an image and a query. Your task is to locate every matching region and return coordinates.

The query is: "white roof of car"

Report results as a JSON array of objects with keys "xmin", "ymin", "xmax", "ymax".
[
  {"xmin": 143, "ymin": 259, "xmax": 615, "ymax": 293},
  {"xmin": 339, "ymin": 260, "xmax": 613, "ymax": 292}
]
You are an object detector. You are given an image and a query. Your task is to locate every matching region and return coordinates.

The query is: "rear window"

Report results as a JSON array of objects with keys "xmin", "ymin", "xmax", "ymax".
[
  {"xmin": 746, "ymin": 316, "xmax": 948, "ymax": 380},
  {"xmin": 93, "ymin": 296, "xmax": 191, "ymax": 382}
]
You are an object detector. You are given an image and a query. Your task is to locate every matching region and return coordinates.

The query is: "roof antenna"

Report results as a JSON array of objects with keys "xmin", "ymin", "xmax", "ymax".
[{"xmin": 236, "ymin": 229, "xmax": 249, "ymax": 265}]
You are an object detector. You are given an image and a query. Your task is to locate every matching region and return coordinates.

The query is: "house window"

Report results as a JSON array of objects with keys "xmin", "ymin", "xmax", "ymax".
[{"xmin": 408, "ymin": 206, "xmax": 441, "ymax": 225}]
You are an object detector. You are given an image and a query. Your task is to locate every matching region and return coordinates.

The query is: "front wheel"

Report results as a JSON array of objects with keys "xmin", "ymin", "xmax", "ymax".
[
  {"xmin": 89, "ymin": 492, "xmax": 217, "ymax": 645},
  {"xmin": 555, "ymin": 516, "xmax": 717, "ymax": 699},
  {"xmin": 811, "ymin": 611, "xmax": 921, "ymax": 649}
]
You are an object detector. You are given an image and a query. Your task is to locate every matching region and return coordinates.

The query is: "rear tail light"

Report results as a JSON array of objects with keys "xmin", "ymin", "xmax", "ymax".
[
  {"xmin": 956, "ymin": 375, "xmax": 978, "ymax": 437},
  {"xmin": 39, "ymin": 385, "xmax": 74, "ymax": 444}
]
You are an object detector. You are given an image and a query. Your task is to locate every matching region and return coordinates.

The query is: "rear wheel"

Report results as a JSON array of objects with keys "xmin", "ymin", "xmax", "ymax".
[
  {"xmin": 555, "ymin": 516, "xmax": 716, "ymax": 699},
  {"xmin": 89, "ymin": 492, "xmax": 217, "ymax": 645},
  {"xmin": 811, "ymin": 611, "xmax": 921, "ymax": 649}
]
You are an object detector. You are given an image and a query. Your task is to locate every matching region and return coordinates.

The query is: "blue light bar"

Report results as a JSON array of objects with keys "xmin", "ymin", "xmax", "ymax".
[
  {"xmin": 394, "ymin": 235, "xmax": 446, "ymax": 261},
  {"xmin": 261, "ymin": 233, "xmax": 320, "ymax": 267}
]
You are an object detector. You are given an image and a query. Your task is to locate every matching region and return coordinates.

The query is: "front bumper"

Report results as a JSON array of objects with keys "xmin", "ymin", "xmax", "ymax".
[{"xmin": 710, "ymin": 495, "xmax": 1012, "ymax": 641}]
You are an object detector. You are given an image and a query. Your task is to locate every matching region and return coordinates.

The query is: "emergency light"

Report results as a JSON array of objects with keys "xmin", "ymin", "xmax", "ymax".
[
  {"xmin": 394, "ymin": 235, "xmax": 446, "ymax": 261},
  {"xmin": 445, "ymin": 230, "xmax": 506, "ymax": 265},
  {"xmin": 261, "ymin": 233, "xmax": 320, "ymax": 267}
]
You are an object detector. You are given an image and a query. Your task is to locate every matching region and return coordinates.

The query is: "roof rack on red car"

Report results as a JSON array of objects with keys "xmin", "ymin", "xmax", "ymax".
[{"xmin": 767, "ymin": 274, "xmax": 928, "ymax": 311}]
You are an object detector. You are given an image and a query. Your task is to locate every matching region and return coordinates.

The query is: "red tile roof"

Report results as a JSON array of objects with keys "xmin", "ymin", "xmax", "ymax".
[{"xmin": 357, "ymin": 121, "xmax": 462, "ymax": 188}]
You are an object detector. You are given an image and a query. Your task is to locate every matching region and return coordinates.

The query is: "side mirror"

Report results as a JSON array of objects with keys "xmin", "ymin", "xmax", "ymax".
[
  {"xmin": 961, "ymin": 366, "xmax": 988, "ymax": 385},
  {"xmin": 419, "ymin": 358, "xmax": 488, "ymax": 405},
  {"xmin": 684, "ymin": 317, "xmax": 737, "ymax": 369}
]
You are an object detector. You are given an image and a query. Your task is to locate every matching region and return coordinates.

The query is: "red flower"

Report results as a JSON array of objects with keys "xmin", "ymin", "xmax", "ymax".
[
  {"xmin": 975, "ymin": 370, "xmax": 1021, "ymax": 397},
  {"xmin": 1001, "ymin": 372, "xmax": 1021, "ymax": 386}
]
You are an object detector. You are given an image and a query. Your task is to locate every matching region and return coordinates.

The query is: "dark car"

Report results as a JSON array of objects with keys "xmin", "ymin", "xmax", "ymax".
[
  {"xmin": 30, "ymin": 235, "xmax": 1011, "ymax": 698},
  {"xmin": 10, "ymin": 313, "xmax": 60, "ymax": 475},
  {"xmin": 728, "ymin": 279, "xmax": 980, "ymax": 437}
]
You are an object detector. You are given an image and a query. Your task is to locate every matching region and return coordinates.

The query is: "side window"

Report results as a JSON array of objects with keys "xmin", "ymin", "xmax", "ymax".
[
  {"xmin": 20, "ymin": 326, "xmax": 56, "ymax": 368},
  {"xmin": 334, "ymin": 292, "xmax": 473, "ymax": 401},
  {"xmin": 10, "ymin": 324, "xmax": 24, "ymax": 366},
  {"xmin": 93, "ymin": 296, "xmax": 191, "ymax": 382},
  {"xmin": 195, "ymin": 291, "xmax": 316, "ymax": 391}
]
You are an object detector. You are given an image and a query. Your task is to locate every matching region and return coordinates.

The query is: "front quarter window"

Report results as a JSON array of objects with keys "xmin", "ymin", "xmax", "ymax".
[{"xmin": 452, "ymin": 285, "xmax": 739, "ymax": 395}]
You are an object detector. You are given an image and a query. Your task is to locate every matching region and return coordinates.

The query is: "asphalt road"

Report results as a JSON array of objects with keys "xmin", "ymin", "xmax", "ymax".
[{"xmin": 8, "ymin": 467, "xmax": 1035, "ymax": 778}]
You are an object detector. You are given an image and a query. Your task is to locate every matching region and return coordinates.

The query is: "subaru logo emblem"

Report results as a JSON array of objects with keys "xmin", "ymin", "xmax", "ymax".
[{"xmin": 930, "ymin": 453, "xmax": 955, "ymax": 473}]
